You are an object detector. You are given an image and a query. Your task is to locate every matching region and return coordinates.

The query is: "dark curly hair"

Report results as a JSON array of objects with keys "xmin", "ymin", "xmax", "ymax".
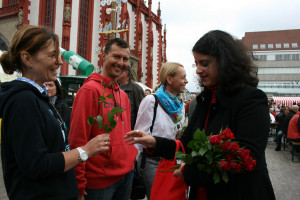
[{"xmin": 192, "ymin": 30, "xmax": 258, "ymax": 93}]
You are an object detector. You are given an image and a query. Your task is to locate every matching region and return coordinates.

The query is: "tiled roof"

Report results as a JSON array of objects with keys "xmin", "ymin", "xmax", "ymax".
[{"xmin": 242, "ymin": 29, "xmax": 300, "ymax": 51}]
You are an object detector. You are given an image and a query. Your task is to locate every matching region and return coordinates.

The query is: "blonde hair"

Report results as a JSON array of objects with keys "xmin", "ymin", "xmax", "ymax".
[
  {"xmin": 159, "ymin": 62, "xmax": 184, "ymax": 87},
  {"xmin": 0, "ymin": 25, "xmax": 59, "ymax": 74}
]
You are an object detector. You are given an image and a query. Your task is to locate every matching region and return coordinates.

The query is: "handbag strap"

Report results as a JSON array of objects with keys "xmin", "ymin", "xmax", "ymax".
[
  {"xmin": 140, "ymin": 94, "xmax": 159, "ymax": 170},
  {"xmin": 150, "ymin": 94, "xmax": 159, "ymax": 132},
  {"xmin": 173, "ymin": 140, "xmax": 185, "ymax": 162},
  {"xmin": 174, "ymin": 140, "xmax": 185, "ymax": 153}
]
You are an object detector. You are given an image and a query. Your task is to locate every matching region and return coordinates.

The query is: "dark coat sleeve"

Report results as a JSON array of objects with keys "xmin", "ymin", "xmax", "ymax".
[{"xmin": 4, "ymin": 92, "xmax": 65, "ymax": 180}]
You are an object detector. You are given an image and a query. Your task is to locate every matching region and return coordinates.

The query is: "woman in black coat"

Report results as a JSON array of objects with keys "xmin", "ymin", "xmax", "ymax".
[
  {"xmin": 125, "ymin": 30, "xmax": 275, "ymax": 200},
  {"xmin": 45, "ymin": 79, "xmax": 71, "ymax": 132}
]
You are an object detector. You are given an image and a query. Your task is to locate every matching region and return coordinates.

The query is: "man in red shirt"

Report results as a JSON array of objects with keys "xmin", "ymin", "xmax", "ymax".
[
  {"xmin": 287, "ymin": 106, "xmax": 300, "ymax": 141},
  {"xmin": 68, "ymin": 38, "xmax": 137, "ymax": 200}
]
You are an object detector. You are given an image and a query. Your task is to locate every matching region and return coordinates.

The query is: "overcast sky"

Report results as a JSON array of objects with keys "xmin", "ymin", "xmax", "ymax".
[{"xmin": 150, "ymin": 0, "xmax": 300, "ymax": 92}]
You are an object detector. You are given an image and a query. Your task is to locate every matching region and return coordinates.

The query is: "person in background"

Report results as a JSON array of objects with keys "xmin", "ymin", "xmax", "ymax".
[
  {"xmin": 45, "ymin": 79, "xmax": 72, "ymax": 132},
  {"xmin": 269, "ymin": 108, "xmax": 275, "ymax": 123},
  {"xmin": 0, "ymin": 25, "xmax": 109, "ymax": 200},
  {"xmin": 287, "ymin": 105, "xmax": 300, "ymax": 142},
  {"xmin": 270, "ymin": 108, "xmax": 276, "ymax": 120},
  {"xmin": 275, "ymin": 106, "xmax": 290, "ymax": 151},
  {"xmin": 117, "ymin": 65, "xmax": 145, "ymax": 130},
  {"xmin": 185, "ymin": 93, "xmax": 197, "ymax": 118},
  {"xmin": 68, "ymin": 38, "xmax": 137, "ymax": 200},
  {"xmin": 144, "ymin": 89, "xmax": 152, "ymax": 96},
  {"xmin": 125, "ymin": 30, "xmax": 275, "ymax": 200},
  {"xmin": 275, "ymin": 104, "xmax": 281, "ymax": 115},
  {"xmin": 276, "ymin": 105, "xmax": 299, "ymax": 151},
  {"xmin": 134, "ymin": 62, "xmax": 188, "ymax": 199}
]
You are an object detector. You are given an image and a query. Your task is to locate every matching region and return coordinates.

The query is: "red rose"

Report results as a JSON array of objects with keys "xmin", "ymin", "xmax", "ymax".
[
  {"xmin": 219, "ymin": 142, "xmax": 231, "ymax": 151},
  {"xmin": 229, "ymin": 142, "xmax": 240, "ymax": 153},
  {"xmin": 231, "ymin": 161, "xmax": 242, "ymax": 172},
  {"xmin": 225, "ymin": 154, "xmax": 236, "ymax": 161},
  {"xmin": 220, "ymin": 128, "xmax": 235, "ymax": 141},
  {"xmin": 219, "ymin": 160, "xmax": 231, "ymax": 171},
  {"xmin": 102, "ymin": 78, "xmax": 112, "ymax": 87},
  {"xmin": 238, "ymin": 148, "xmax": 250, "ymax": 160},
  {"xmin": 209, "ymin": 135, "xmax": 222, "ymax": 145},
  {"xmin": 243, "ymin": 156, "xmax": 256, "ymax": 171}
]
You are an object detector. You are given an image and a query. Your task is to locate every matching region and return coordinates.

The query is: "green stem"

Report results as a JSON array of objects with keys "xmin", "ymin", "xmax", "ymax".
[{"xmin": 101, "ymin": 86, "xmax": 106, "ymax": 120}]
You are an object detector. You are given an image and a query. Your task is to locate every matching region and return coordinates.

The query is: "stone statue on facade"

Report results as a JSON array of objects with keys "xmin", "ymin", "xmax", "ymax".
[
  {"xmin": 18, "ymin": 8, "xmax": 23, "ymax": 25},
  {"xmin": 64, "ymin": 4, "xmax": 71, "ymax": 22}
]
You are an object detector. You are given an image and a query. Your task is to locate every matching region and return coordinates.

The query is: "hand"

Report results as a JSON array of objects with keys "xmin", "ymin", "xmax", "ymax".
[
  {"xmin": 77, "ymin": 191, "xmax": 87, "ymax": 200},
  {"xmin": 83, "ymin": 134, "xmax": 110, "ymax": 157},
  {"xmin": 124, "ymin": 130, "xmax": 156, "ymax": 149},
  {"xmin": 173, "ymin": 162, "xmax": 185, "ymax": 179}
]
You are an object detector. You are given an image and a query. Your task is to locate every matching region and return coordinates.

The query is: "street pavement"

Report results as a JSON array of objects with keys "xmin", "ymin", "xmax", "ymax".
[{"xmin": 0, "ymin": 137, "xmax": 300, "ymax": 200}]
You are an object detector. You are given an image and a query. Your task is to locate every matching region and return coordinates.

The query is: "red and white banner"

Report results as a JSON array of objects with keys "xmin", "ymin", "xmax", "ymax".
[{"xmin": 272, "ymin": 97, "xmax": 300, "ymax": 107}]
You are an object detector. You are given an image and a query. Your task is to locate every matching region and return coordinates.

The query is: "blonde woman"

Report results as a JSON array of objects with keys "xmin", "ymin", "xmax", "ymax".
[{"xmin": 134, "ymin": 62, "xmax": 188, "ymax": 199}]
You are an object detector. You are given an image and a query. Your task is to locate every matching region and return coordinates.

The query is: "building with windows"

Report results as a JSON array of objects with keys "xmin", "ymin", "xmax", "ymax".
[
  {"xmin": 242, "ymin": 29, "xmax": 300, "ymax": 97},
  {"xmin": 0, "ymin": 0, "xmax": 167, "ymax": 88}
]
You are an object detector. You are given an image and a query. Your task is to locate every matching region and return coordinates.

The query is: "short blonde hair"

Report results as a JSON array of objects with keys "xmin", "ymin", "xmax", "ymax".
[{"xmin": 159, "ymin": 62, "xmax": 184, "ymax": 87}]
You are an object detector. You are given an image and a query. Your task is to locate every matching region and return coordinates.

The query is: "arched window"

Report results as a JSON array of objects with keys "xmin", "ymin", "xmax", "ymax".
[
  {"xmin": 39, "ymin": 0, "xmax": 56, "ymax": 31},
  {"xmin": 77, "ymin": 0, "xmax": 93, "ymax": 62},
  {"xmin": 2, "ymin": 0, "xmax": 18, "ymax": 6}
]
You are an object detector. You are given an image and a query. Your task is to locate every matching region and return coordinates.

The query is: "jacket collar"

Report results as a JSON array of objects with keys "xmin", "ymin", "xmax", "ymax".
[{"xmin": 197, "ymin": 87, "xmax": 231, "ymax": 108}]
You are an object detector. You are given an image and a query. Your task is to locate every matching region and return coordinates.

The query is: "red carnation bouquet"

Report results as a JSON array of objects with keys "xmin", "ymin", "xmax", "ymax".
[{"xmin": 176, "ymin": 128, "xmax": 256, "ymax": 184}]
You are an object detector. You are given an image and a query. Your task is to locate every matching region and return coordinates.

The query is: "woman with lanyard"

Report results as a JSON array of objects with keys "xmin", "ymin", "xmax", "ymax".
[
  {"xmin": 0, "ymin": 25, "xmax": 110, "ymax": 200},
  {"xmin": 134, "ymin": 62, "xmax": 188, "ymax": 199}
]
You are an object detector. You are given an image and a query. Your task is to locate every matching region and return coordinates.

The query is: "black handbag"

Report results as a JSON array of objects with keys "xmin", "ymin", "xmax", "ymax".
[
  {"xmin": 130, "ymin": 94, "xmax": 158, "ymax": 199},
  {"xmin": 130, "ymin": 151, "xmax": 147, "ymax": 199}
]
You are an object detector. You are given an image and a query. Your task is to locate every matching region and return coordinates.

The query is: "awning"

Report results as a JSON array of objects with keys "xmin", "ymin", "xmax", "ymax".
[{"xmin": 272, "ymin": 96, "xmax": 300, "ymax": 107}]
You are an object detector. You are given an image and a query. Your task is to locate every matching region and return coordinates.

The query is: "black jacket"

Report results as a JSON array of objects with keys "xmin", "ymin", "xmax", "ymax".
[
  {"xmin": 276, "ymin": 111, "xmax": 285, "ymax": 131},
  {"xmin": 153, "ymin": 86, "xmax": 275, "ymax": 200},
  {"xmin": 0, "ymin": 80, "xmax": 77, "ymax": 200},
  {"xmin": 283, "ymin": 110, "xmax": 297, "ymax": 136},
  {"xmin": 120, "ymin": 80, "xmax": 145, "ymax": 129}
]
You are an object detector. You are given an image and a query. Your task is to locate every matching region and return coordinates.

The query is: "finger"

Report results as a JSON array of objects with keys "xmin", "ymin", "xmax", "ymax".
[
  {"xmin": 125, "ymin": 130, "xmax": 140, "ymax": 137},
  {"xmin": 124, "ymin": 137, "xmax": 132, "ymax": 142},
  {"xmin": 101, "ymin": 134, "xmax": 110, "ymax": 139}
]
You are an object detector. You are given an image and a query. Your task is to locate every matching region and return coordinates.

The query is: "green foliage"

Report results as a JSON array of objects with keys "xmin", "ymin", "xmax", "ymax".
[
  {"xmin": 100, "ymin": 96, "xmax": 106, "ymax": 101},
  {"xmin": 88, "ymin": 81, "xmax": 124, "ymax": 134},
  {"xmin": 213, "ymin": 171, "xmax": 220, "ymax": 184},
  {"xmin": 175, "ymin": 128, "xmax": 227, "ymax": 184},
  {"xmin": 222, "ymin": 171, "xmax": 229, "ymax": 183},
  {"xmin": 106, "ymin": 94, "xmax": 113, "ymax": 99},
  {"xmin": 88, "ymin": 116, "xmax": 95, "ymax": 125}
]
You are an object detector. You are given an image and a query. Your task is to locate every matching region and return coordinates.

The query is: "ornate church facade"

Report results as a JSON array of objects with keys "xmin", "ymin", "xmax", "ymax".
[{"xmin": 0, "ymin": 0, "xmax": 167, "ymax": 88}]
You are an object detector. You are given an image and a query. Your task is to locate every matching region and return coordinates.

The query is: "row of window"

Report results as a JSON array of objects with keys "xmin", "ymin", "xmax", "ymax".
[
  {"xmin": 253, "ymin": 43, "xmax": 298, "ymax": 50},
  {"xmin": 254, "ymin": 54, "xmax": 300, "ymax": 61},
  {"xmin": 258, "ymin": 67, "xmax": 300, "ymax": 74}
]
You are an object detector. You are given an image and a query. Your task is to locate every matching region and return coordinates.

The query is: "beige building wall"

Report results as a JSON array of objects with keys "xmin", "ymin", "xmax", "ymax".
[{"xmin": 0, "ymin": 16, "xmax": 18, "ymax": 47}]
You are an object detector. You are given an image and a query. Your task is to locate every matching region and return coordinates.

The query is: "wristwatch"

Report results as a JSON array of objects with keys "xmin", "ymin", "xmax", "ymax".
[{"xmin": 76, "ymin": 147, "xmax": 88, "ymax": 162}]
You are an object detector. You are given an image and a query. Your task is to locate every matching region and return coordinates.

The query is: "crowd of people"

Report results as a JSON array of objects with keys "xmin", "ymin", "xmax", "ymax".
[
  {"xmin": 270, "ymin": 102, "xmax": 300, "ymax": 151},
  {"xmin": 3, "ymin": 24, "xmax": 299, "ymax": 200}
]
